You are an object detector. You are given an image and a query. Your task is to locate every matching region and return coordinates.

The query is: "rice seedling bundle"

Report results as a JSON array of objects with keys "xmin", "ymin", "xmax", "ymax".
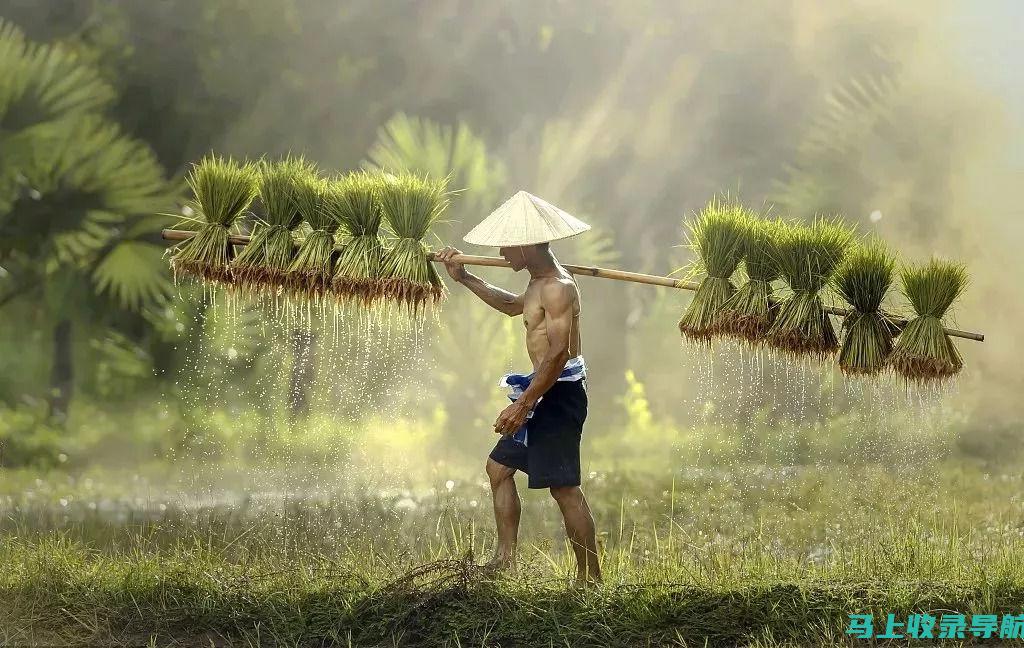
[
  {"xmin": 170, "ymin": 155, "xmax": 259, "ymax": 284},
  {"xmin": 890, "ymin": 258, "xmax": 968, "ymax": 382},
  {"xmin": 377, "ymin": 172, "xmax": 450, "ymax": 315},
  {"xmin": 676, "ymin": 197, "xmax": 747, "ymax": 344},
  {"xmin": 716, "ymin": 215, "xmax": 782, "ymax": 343},
  {"xmin": 832, "ymin": 239, "xmax": 899, "ymax": 375},
  {"xmin": 230, "ymin": 155, "xmax": 316, "ymax": 292},
  {"xmin": 286, "ymin": 172, "xmax": 341, "ymax": 298},
  {"xmin": 330, "ymin": 170, "xmax": 388, "ymax": 306},
  {"xmin": 766, "ymin": 217, "xmax": 855, "ymax": 359}
]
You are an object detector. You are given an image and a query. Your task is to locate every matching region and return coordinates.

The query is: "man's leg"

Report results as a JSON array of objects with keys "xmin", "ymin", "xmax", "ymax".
[
  {"xmin": 485, "ymin": 457, "xmax": 520, "ymax": 569},
  {"xmin": 550, "ymin": 485, "xmax": 601, "ymax": 583}
]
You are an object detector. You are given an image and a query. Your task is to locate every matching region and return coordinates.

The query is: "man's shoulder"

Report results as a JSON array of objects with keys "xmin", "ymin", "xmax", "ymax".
[{"xmin": 538, "ymin": 275, "xmax": 580, "ymax": 307}]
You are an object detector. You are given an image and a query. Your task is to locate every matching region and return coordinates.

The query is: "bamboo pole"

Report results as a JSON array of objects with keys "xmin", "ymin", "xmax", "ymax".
[{"xmin": 160, "ymin": 229, "xmax": 985, "ymax": 342}]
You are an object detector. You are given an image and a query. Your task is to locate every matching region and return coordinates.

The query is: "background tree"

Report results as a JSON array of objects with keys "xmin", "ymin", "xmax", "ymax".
[{"xmin": 0, "ymin": 18, "xmax": 178, "ymax": 419}]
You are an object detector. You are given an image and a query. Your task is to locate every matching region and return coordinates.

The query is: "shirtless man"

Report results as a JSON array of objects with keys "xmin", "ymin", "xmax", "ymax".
[{"xmin": 436, "ymin": 242, "xmax": 602, "ymax": 584}]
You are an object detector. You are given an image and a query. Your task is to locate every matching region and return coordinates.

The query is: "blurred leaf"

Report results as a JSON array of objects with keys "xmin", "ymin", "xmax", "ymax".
[
  {"xmin": 88, "ymin": 330, "xmax": 152, "ymax": 399},
  {"xmin": 363, "ymin": 112, "xmax": 508, "ymax": 221},
  {"xmin": 92, "ymin": 240, "xmax": 172, "ymax": 311}
]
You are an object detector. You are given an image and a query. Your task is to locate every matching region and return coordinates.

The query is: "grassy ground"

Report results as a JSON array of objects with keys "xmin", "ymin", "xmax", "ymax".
[{"xmin": 4, "ymin": 459, "xmax": 1024, "ymax": 646}]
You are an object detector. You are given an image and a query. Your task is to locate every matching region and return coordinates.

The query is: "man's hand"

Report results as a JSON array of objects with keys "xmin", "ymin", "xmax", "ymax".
[
  {"xmin": 494, "ymin": 398, "xmax": 534, "ymax": 436},
  {"xmin": 436, "ymin": 246, "xmax": 468, "ymax": 282}
]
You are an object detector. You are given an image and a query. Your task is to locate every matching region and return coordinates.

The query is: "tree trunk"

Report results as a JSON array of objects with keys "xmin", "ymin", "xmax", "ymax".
[{"xmin": 49, "ymin": 318, "xmax": 73, "ymax": 421}]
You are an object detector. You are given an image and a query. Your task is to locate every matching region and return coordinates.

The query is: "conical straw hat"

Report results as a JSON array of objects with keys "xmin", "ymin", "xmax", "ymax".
[{"xmin": 463, "ymin": 190, "xmax": 591, "ymax": 247}]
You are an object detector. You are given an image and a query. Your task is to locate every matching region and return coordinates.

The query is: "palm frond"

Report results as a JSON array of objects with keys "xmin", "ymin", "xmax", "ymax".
[{"xmin": 93, "ymin": 240, "xmax": 173, "ymax": 311}]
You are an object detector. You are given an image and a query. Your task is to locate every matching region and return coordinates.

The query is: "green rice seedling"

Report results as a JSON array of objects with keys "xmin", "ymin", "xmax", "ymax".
[
  {"xmin": 377, "ymin": 172, "xmax": 450, "ymax": 315},
  {"xmin": 766, "ymin": 216, "xmax": 856, "ymax": 359},
  {"xmin": 716, "ymin": 215, "xmax": 783, "ymax": 343},
  {"xmin": 890, "ymin": 258, "xmax": 968, "ymax": 383},
  {"xmin": 285, "ymin": 172, "xmax": 341, "ymax": 299},
  {"xmin": 230, "ymin": 155, "xmax": 317, "ymax": 292},
  {"xmin": 329, "ymin": 170, "xmax": 388, "ymax": 306},
  {"xmin": 676, "ymin": 196, "xmax": 747, "ymax": 344},
  {"xmin": 169, "ymin": 154, "xmax": 259, "ymax": 284},
  {"xmin": 832, "ymin": 239, "xmax": 899, "ymax": 376}
]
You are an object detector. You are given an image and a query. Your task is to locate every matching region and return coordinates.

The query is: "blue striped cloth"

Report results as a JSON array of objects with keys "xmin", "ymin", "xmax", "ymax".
[{"xmin": 498, "ymin": 356, "xmax": 587, "ymax": 446}]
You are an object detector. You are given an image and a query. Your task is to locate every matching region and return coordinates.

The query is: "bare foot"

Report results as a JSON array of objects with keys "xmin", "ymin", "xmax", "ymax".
[
  {"xmin": 573, "ymin": 572, "xmax": 602, "ymax": 589},
  {"xmin": 479, "ymin": 555, "xmax": 516, "ymax": 575}
]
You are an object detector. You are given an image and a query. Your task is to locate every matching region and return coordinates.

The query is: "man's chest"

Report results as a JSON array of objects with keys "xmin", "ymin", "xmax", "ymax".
[{"xmin": 522, "ymin": 285, "xmax": 545, "ymax": 329}]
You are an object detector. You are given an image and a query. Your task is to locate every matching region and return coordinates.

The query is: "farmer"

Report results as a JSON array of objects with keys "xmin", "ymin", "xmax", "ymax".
[{"xmin": 436, "ymin": 190, "xmax": 601, "ymax": 584}]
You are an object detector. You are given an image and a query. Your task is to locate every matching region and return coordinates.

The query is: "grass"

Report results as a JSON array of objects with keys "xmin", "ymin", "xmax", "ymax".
[
  {"xmin": 766, "ymin": 217, "xmax": 856, "ymax": 360},
  {"xmin": 169, "ymin": 155, "xmax": 259, "ymax": 285},
  {"xmin": 377, "ymin": 172, "xmax": 450, "ymax": 316},
  {"xmin": 832, "ymin": 240, "xmax": 899, "ymax": 376},
  {"xmin": 717, "ymin": 215, "xmax": 783, "ymax": 344},
  {"xmin": 6, "ymin": 530, "xmax": 1024, "ymax": 647},
  {"xmin": 330, "ymin": 170, "xmax": 388, "ymax": 306},
  {"xmin": 676, "ymin": 197, "xmax": 748, "ymax": 344},
  {"xmin": 230, "ymin": 155, "xmax": 316, "ymax": 292},
  {"xmin": 890, "ymin": 258, "xmax": 969, "ymax": 383},
  {"xmin": 286, "ymin": 171, "xmax": 340, "ymax": 299},
  {"xmin": 3, "ymin": 461, "xmax": 1024, "ymax": 647}
]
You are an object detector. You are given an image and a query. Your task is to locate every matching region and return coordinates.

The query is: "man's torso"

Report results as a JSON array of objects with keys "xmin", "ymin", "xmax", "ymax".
[{"xmin": 522, "ymin": 267, "xmax": 582, "ymax": 370}]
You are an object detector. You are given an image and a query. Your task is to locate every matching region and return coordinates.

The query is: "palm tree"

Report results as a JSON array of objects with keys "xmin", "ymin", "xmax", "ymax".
[{"xmin": 0, "ymin": 18, "xmax": 179, "ymax": 418}]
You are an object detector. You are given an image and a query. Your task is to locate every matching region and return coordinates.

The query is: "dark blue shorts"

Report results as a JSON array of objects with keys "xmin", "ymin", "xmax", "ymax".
[{"xmin": 488, "ymin": 379, "xmax": 588, "ymax": 489}]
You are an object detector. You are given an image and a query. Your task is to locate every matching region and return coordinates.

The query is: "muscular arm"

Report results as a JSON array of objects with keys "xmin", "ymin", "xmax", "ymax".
[
  {"xmin": 519, "ymin": 279, "xmax": 575, "ymax": 404},
  {"xmin": 457, "ymin": 271, "xmax": 524, "ymax": 317},
  {"xmin": 492, "ymin": 278, "xmax": 577, "ymax": 436}
]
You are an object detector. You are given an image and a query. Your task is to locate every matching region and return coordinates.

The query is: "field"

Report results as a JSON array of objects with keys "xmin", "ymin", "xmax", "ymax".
[{"xmin": 4, "ymin": 453, "xmax": 1024, "ymax": 647}]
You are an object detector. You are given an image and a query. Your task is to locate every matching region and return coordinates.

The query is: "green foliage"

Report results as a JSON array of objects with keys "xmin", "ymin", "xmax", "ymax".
[
  {"xmin": 6, "ymin": 115, "xmax": 175, "ymax": 261},
  {"xmin": 286, "ymin": 174, "xmax": 340, "ymax": 297},
  {"xmin": 717, "ymin": 216, "xmax": 784, "ymax": 342},
  {"xmin": 289, "ymin": 170, "xmax": 331, "ymax": 231},
  {"xmin": 771, "ymin": 216, "xmax": 854, "ymax": 294},
  {"xmin": 256, "ymin": 155, "xmax": 315, "ymax": 229},
  {"xmin": 330, "ymin": 171, "xmax": 388, "ymax": 304},
  {"xmin": 364, "ymin": 112, "xmax": 507, "ymax": 219},
  {"xmin": 326, "ymin": 170, "xmax": 385, "ymax": 237},
  {"xmin": 230, "ymin": 156, "xmax": 315, "ymax": 290},
  {"xmin": 890, "ymin": 258, "xmax": 969, "ymax": 382},
  {"xmin": 377, "ymin": 172, "xmax": 451, "ymax": 313},
  {"xmin": 833, "ymin": 239, "xmax": 896, "ymax": 314},
  {"xmin": 377, "ymin": 171, "xmax": 449, "ymax": 241},
  {"xmin": 91, "ymin": 241, "xmax": 172, "ymax": 311},
  {"xmin": 766, "ymin": 217, "xmax": 856, "ymax": 358},
  {"xmin": 183, "ymin": 154, "xmax": 259, "ymax": 229},
  {"xmin": 901, "ymin": 258, "xmax": 969, "ymax": 319},
  {"xmin": 676, "ymin": 197, "xmax": 748, "ymax": 342},
  {"xmin": 0, "ymin": 18, "xmax": 114, "ymax": 133},
  {"xmin": 170, "ymin": 155, "xmax": 258, "ymax": 284},
  {"xmin": 682, "ymin": 196, "xmax": 749, "ymax": 279},
  {"xmin": 833, "ymin": 240, "xmax": 898, "ymax": 375},
  {"xmin": 0, "ymin": 16, "xmax": 177, "ymax": 323},
  {"xmin": 0, "ymin": 401, "xmax": 67, "ymax": 468}
]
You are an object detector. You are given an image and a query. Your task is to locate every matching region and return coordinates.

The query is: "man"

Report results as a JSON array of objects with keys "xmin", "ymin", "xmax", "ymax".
[{"xmin": 436, "ymin": 190, "xmax": 601, "ymax": 585}]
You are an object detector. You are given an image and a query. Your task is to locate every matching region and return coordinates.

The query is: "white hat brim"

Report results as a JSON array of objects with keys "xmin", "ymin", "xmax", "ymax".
[{"xmin": 463, "ymin": 190, "xmax": 591, "ymax": 247}]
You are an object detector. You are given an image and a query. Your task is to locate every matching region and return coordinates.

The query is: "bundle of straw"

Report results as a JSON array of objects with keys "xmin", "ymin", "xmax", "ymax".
[
  {"xmin": 676, "ymin": 197, "xmax": 747, "ymax": 344},
  {"xmin": 766, "ymin": 217, "xmax": 855, "ymax": 359},
  {"xmin": 170, "ymin": 155, "xmax": 259, "ymax": 284},
  {"xmin": 716, "ymin": 215, "xmax": 782, "ymax": 343},
  {"xmin": 330, "ymin": 170, "xmax": 387, "ymax": 306},
  {"xmin": 285, "ymin": 172, "xmax": 340, "ymax": 298},
  {"xmin": 832, "ymin": 240, "xmax": 899, "ymax": 375},
  {"xmin": 230, "ymin": 156, "xmax": 316, "ymax": 292},
  {"xmin": 377, "ymin": 172, "xmax": 450, "ymax": 314},
  {"xmin": 890, "ymin": 258, "xmax": 968, "ymax": 382}
]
